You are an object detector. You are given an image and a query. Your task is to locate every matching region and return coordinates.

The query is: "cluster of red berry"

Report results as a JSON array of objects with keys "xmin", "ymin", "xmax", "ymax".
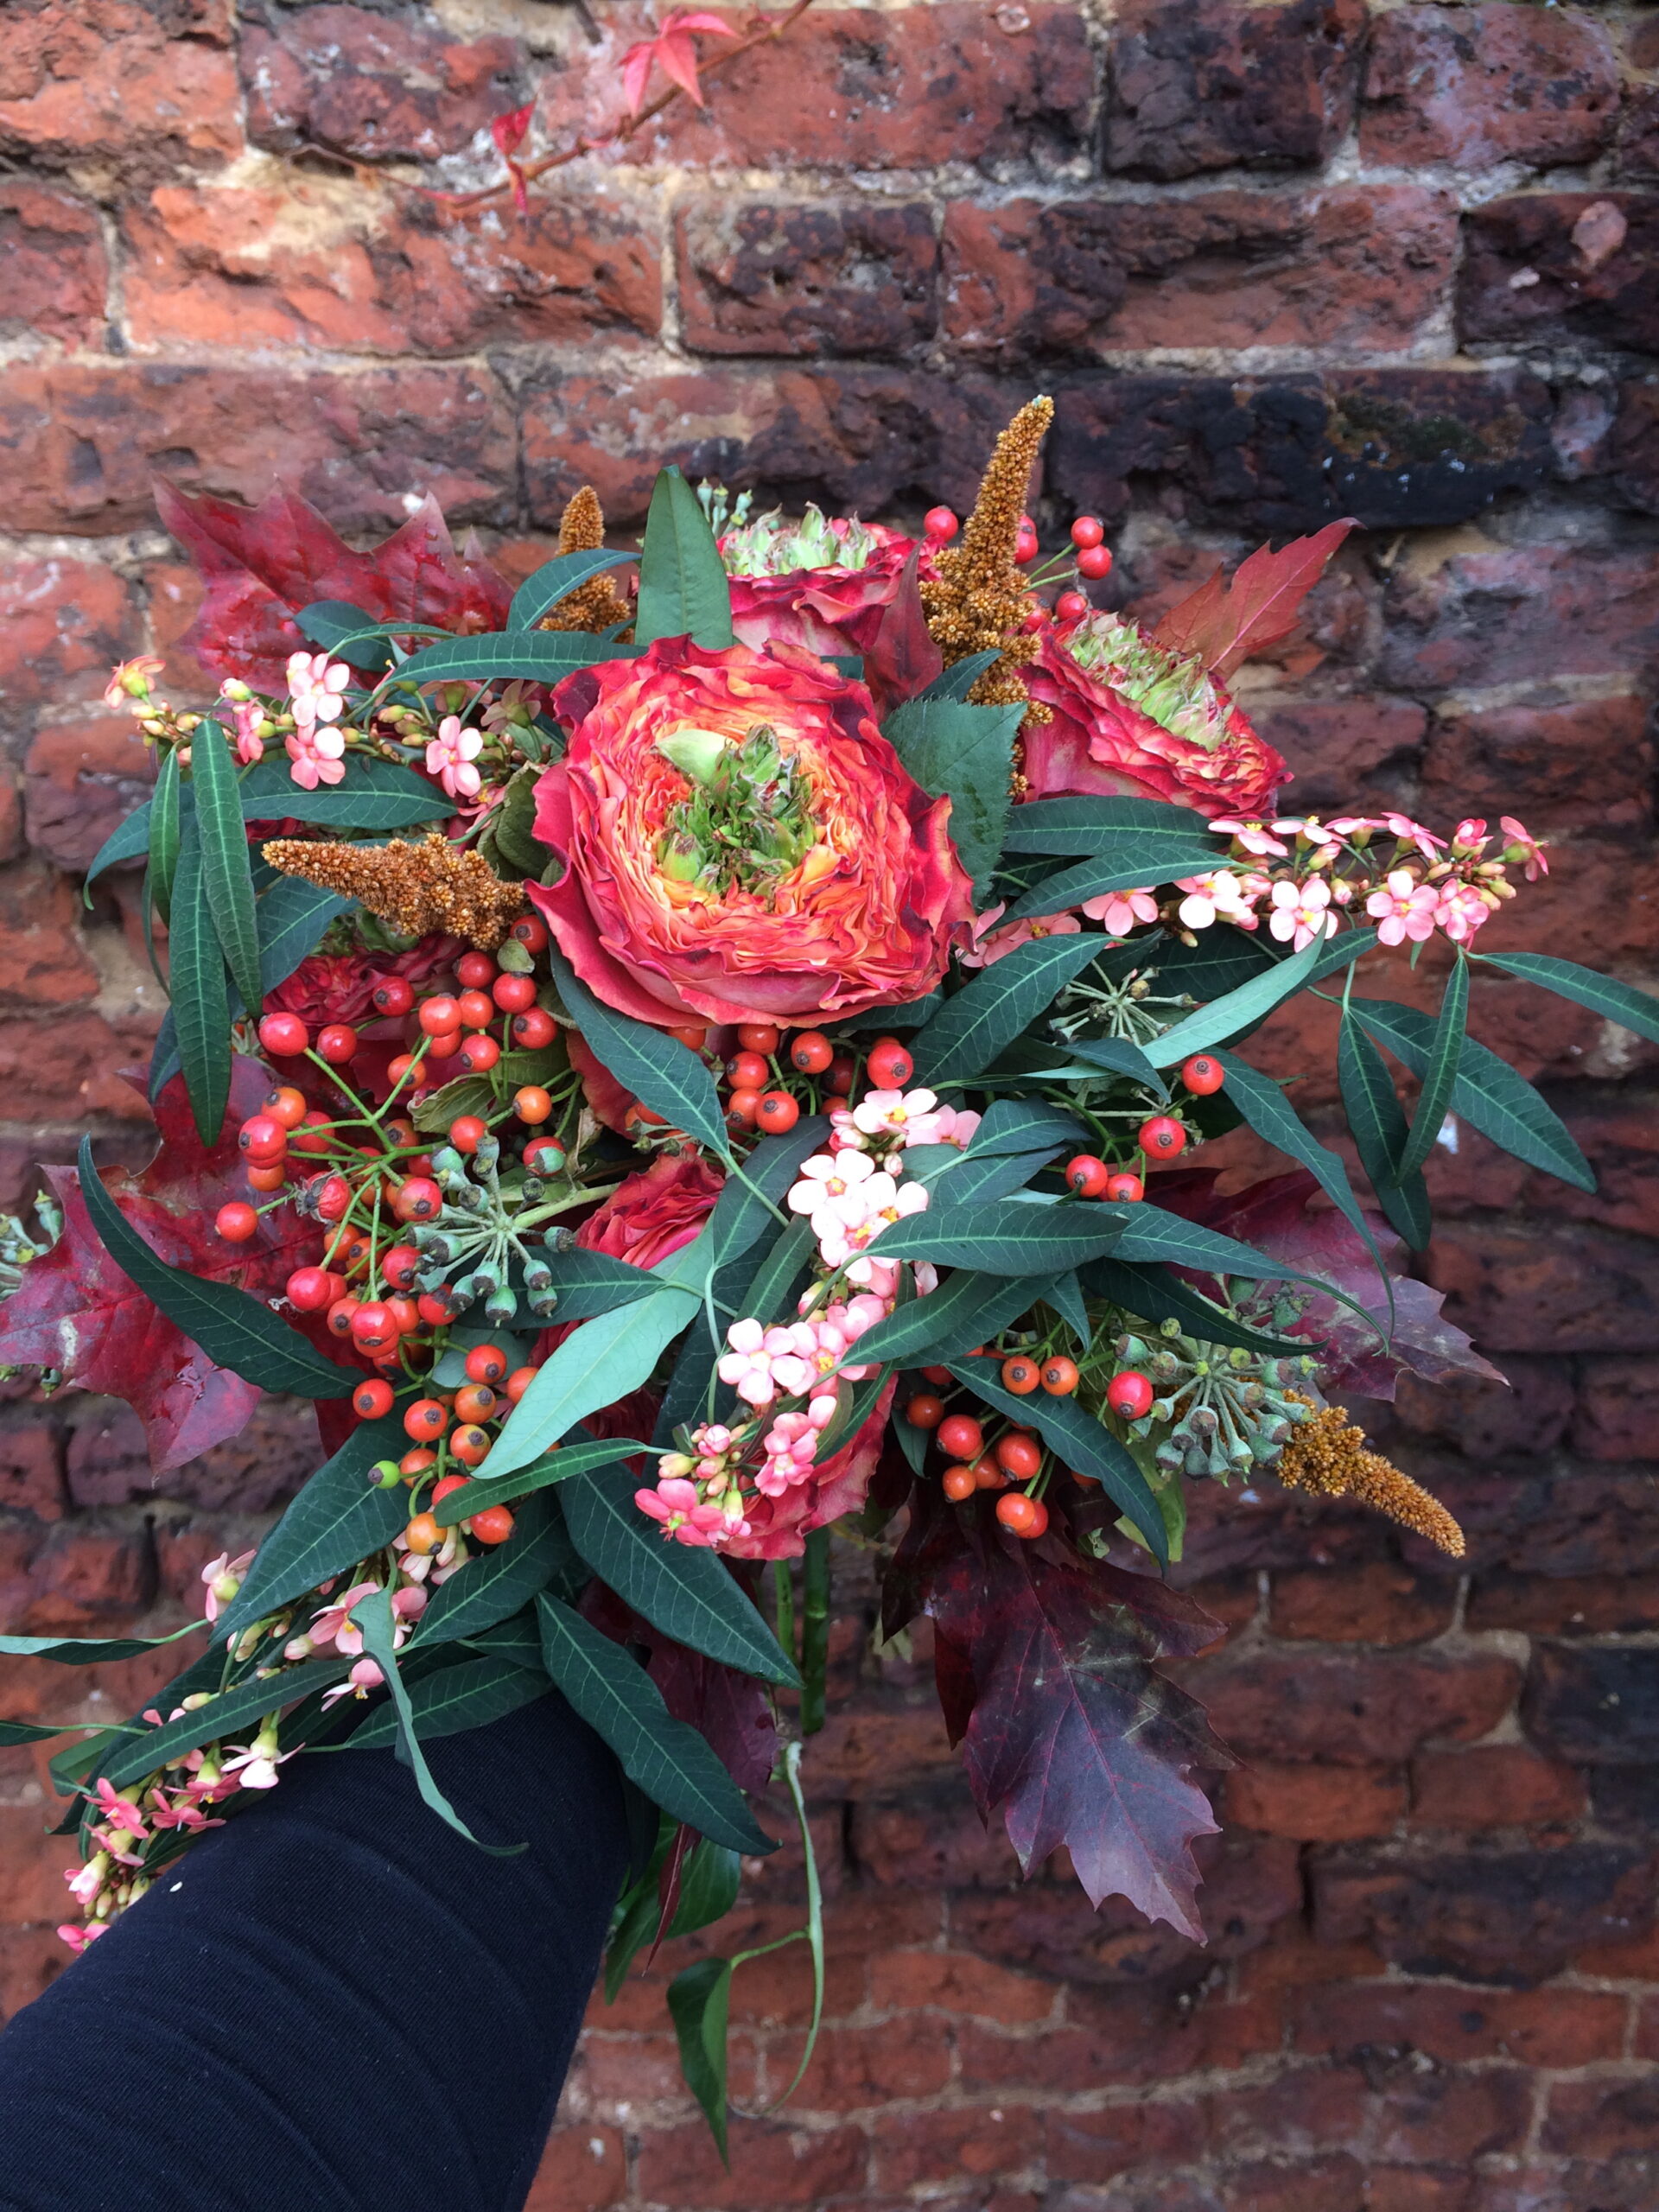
[
  {"xmin": 921, "ymin": 505, "xmax": 1113, "ymax": 622},
  {"xmin": 709, "ymin": 1026, "xmax": 915, "ymax": 1139},
  {"xmin": 1060, "ymin": 1052, "xmax": 1225, "ymax": 1201},
  {"xmin": 359, "ymin": 1340, "xmax": 545, "ymax": 1551},
  {"xmin": 905, "ymin": 1362, "xmax": 1158, "ymax": 1540}
]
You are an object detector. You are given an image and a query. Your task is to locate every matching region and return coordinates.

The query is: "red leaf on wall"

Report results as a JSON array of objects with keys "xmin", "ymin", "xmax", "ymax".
[
  {"xmin": 925, "ymin": 1535, "xmax": 1228, "ymax": 1937},
  {"xmin": 0, "ymin": 1059, "xmax": 324, "ymax": 1472},
  {"xmin": 155, "ymin": 482, "xmax": 512, "ymax": 692},
  {"xmin": 1152, "ymin": 519, "xmax": 1358, "ymax": 682}
]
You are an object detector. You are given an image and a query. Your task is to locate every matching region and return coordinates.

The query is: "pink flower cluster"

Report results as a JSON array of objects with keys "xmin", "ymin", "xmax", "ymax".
[
  {"xmin": 284, "ymin": 651, "xmax": 350, "ymax": 790},
  {"xmin": 425, "ymin": 714, "xmax": 484, "ymax": 801},
  {"xmin": 786, "ymin": 1146, "xmax": 931, "ymax": 1273}
]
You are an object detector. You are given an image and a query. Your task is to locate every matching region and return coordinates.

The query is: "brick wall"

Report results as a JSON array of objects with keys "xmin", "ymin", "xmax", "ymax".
[{"xmin": 1, "ymin": 0, "xmax": 1657, "ymax": 2203}]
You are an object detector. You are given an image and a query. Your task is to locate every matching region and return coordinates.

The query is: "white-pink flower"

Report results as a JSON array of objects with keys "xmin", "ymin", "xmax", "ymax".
[
  {"xmin": 1209, "ymin": 819, "xmax": 1288, "ymax": 859},
  {"xmin": 1365, "ymin": 869, "xmax": 1439, "ymax": 947},
  {"xmin": 286, "ymin": 724, "xmax": 346, "ymax": 791},
  {"xmin": 104, "ymin": 655, "xmax": 165, "ymax": 715},
  {"xmin": 1381, "ymin": 814, "xmax": 1447, "ymax": 859},
  {"xmin": 425, "ymin": 715, "xmax": 484, "ymax": 801},
  {"xmin": 200, "ymin": 1548, "xmax": 255, "ymax": 1624},
  {"xmin": 1433, "ymin": 881, "xmax": 1494, "ymax": 943},
  {"xmin": 1452, "ymin": 818, "xmax": 1491, "ymax": 855},
  {"xmin": 851, "ymin": 1087, "xmax": 945, "ymax": 1142},
  {"xmin": 1176, "ymin": 871, "xmax": 1259, "ymax": 931},
  {"xmin": 1082, "ymin": 887, "xmax": 1160, "ymax": 935},
  {"xmin": 1268, "ymin": 875, "xmax": 1338, "ymax": 950},
  {"xmin": 220, "ymin": 689, "xmax": 266, "ymax": 766},
  {"xmin": 788, "ymin": 1148, "xmax": 875, "ymax": 1221},
  {"xmin": 286, "ymin": 651, "xmax": 350, "ymax": 730},
  {"xmin": 960, "ymin": 908, "xmax": 1080, "ymax": 969}
]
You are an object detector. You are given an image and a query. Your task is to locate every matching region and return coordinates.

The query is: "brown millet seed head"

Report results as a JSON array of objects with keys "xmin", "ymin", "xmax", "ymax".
[
  {"xmin": 1276, "ymin": 1395, "xmax": 1465, "ymax": 1559},
  {"xmin": 262, "ymin": 833, "xmax": 528, "ymax": 950},
  {"xmin": 538, "ymin": 484, "xmax": 634, "ymax": 636}
]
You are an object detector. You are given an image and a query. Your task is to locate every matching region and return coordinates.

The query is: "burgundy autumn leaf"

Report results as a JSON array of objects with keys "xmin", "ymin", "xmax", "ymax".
[
  {"xmin": 1152, "ymin": 519, "xmax": 1358, "ymax": 683},
  {"xmin": 620, "ymin": 10, "xmax": 736, "ymax": 112},
  {"xmin": 1150, "ymin": 1168, "xmax": 1505, "ymax": 1401},
  {"xmin": 155, "ymin": 483, "xmax": 512, "ymax": 692},
  {"xmin": 925, "ymin": 1535, "xmax": 1228, "ymax": 1937},
  {"xmin": 862, "ymin": 550, "xmax": 945, "ymax": 719},
  {"xmin": 0, "ymin": 1059, "xmax": 326, "ymax": 1474}
]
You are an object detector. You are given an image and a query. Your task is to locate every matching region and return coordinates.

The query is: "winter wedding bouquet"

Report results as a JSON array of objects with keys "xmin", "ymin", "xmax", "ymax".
[{"xmin": 2, "ymin": 399, "xmax": 1650, "ymax": 2135}]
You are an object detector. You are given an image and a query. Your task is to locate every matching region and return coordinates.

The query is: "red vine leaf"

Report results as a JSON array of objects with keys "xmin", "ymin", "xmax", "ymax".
[
  {"xmin": 925, "ymin": 1536, "xmax": 1228, "ymax": 1937},
  {"xmin": 1152, "ymin": 520, "xmax": 1357, "ymax": 682},
  {"xmin": 156, "ymin": 483, "xmax": 512, "ymax": 692},
  {"xmin": 0, "ymin": 1059, "xmax": 324, "ymax": 1472}
]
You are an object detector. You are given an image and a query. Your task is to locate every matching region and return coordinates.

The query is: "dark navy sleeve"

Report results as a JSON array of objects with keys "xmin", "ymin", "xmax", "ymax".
[{"xmin": 0, "ymin": 1693, "xmax": 626, "ymax": 2212}]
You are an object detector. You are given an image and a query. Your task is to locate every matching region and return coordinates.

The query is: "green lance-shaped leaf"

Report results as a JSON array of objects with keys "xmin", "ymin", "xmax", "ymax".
[
  {"xmin": 508, "ymin": 549, "xmax": 637, "ymax": 631},
  {"xmin": 238, "ymin": 755, "xmax": 451, "ymax": 833},
  {"xmin": 1351, "ymin": 996, "xmax": 1593, "ymax": 1192},
  {"xmin": 669, "ymin": 1955, "xmax": 734, "ymax": 2161},
  {"xmin": 1475, "ymin": 950, "xmax": 1659, "ymax": 1046},
  {"xmin": 635, "ymin": 466, "xmax": 735, "ymax": 650},
  {"xmin": 435, "ymin": 1434, "xmax": 654, "ymax": 1521},
  {"xmin": 147, "ymin": 747, "xmax": 181, "ymax": 925},
  {"xmin": 945, "ymin": 1358, "xmax": 1167, "ymax": 1563},
  {"xmin": 1044, "ymin": 1269, "xmax": 1092, "ymax": 1345},
  {"xmin": 166, "ymin": 822, "xmax": 233, "ymax": 1145},
  {"xmin": 1338, "ymin": 1010, "xmax": 1431, "ymax": 1252},
  {"xmin": 1211, "ymin": 1049, "xmax": 1381, "ymax": 1261},
  {"xmin": 86, "ymin": 799, "xmax": 154, "ymax": 889},
  {"xmin": 1144, "ymin": 932, "xmax": 1326, "ymax": 1067},
  {"xmin": 1395, "ymin": 954, "xmax": 1468, "ymax": 1183},
  {"xmin": 357, "ymin": 1589, "xmax": 526, "ymax": 1856},
  {"xmin": 529, "ymin": 1248, "xmax": 664, "ymax": 1323},
  {"xmin": 873, "ymin": 1197, "xmax": 1126, "ymax": 1276},
  {"xmin": 190, "ymin": 715, "xmax": 264, "ymax": 1012},
  {"xmin": 1001, "ymin": 838, "xmax": 1226, "ymax": 926},
  {"xmin": 257, "ymin": 877, "xmax": 356, "ymax": 996},
  {"xmin": 999, "ymin": 796, "xmax": 1226, "ymax": 855},
  {"xmin": 409, "ymin": 1491, "xmax": 583, "ymax": 1645},
  {"xmin": 967, "ymin": 1100, "xmax": 1090, "ymax": 1157},
  {"xmin": 880, "ymin": 695, "xmax": 1020, "ymax": 901},
  {"xmin": 1047, "ymin": 1033, "xmax": 1167, "ymax": 1096},
  {"xmin": 851, "ymin": 1268, "xmax": 1054, "ymax": 1372},
  {"xmin": 100, "ymin": 1660, "xmax": 349, "ymax": 1789},
  {"xmin": 212, "ymin": 1415, "xmax": 410, "ymax": 1641},
  {"xmin": 658, "ymin": 1121, "xmax": 829, "ymax": 1297},
  {"xmin": 537, "ymin": 1594, "xmax": 774, "ymax": 1853},
  {"xmin": 910, "ymin": 932, "xmax": 1109, "ymax": 1086},
  {"xmin": 549, "ymin": 948, "xmax": 728, "ymax": 1159},
  {"xmin": 293, "ymin": 599, "xmax": 394, "ymax": 671},
  {"xmin": 78, "ymin": 1135, "xmax": 356, "ymax": 1399},
  {"xmin": 346, "ymin": 1655, "xmax": 549, "ymax": 1751},
  {"xmin": 925, "ymin": 1147, "xmax": 1063, "ymax": 1207},
  {"xmin": 914, "ymin": 650, "xmax": 1001, "ymax": 702},
  {"xmin": 0, "ymin": 1622, "xmax": 202, "ymax": 1666},
  {"xmin": 488, "ymin": 1287, "xmax": 699, "ymax": 1480},
  {"xmin": 562, "ymin": 1464, "xmax": 798, "ymax": 1686},
  {"xmin": 1081, "ymin": 1255, "xmax": 1306, "ymax": 1355},
  {"xmin": 391, "ymin": 632, "xmax": 635, "ymax": 688}
]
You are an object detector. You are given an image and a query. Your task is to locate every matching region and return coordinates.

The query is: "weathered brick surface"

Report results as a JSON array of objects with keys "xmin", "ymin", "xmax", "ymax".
[{"xmin": 1, "ymin": 0, "xmax": 1657, "ymax": 2200}]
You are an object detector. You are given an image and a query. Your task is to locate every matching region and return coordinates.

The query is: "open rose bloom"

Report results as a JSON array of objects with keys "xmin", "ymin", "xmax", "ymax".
[
  {"xmin": 528, "ymin": 635, "xmax": 974, "ymax": 1027},
  {"xmin": 2, "ymin": 408, "xmax": 1625, "ymax": 2139}
]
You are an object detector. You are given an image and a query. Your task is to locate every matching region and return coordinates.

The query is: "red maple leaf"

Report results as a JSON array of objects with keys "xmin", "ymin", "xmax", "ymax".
[
  {"xmin": 155, "ymin": 483, "xmax": 512, "ymax": 693},
  {"xmin": 924, "ymin": 1533, "xmax": 1227, "ymax": 1938},
  {"xmin": 0, "ymin": 1059, "xmax": 326, "ymax": 1473},
  {"xmin": 620, "ymin": 10, "xmax": 737, "ymax": 113},
  {"xmin": 1152, "ymin": 519, "xmax": 1358, "ymax": 682},
  {"xmin": 490, "ymin": 103, "xmax": 536, "ymax": 214}
]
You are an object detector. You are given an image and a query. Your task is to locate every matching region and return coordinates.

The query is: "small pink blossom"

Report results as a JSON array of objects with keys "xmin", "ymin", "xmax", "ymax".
[
  {"xmin": 1175, "ymin": 871, "xmax": 1259, "ymax": 931},
  {"xmin": 57, "ymin": 1922, "xmax": 106, "ymax": 1955},
  {"xmin": 1381, "ymin": 814, "xmax": 1448, "ymax": 860},
  {"xmin": 960, "ymin": 908, "xmax": 1080, "ymax": 968},
  {"xmin": 104, "ymin": 655, "xmax": 165, "ymax": 714},
  {"xmin": 1452, "ymin": 817, "xmax": 1491, "ymax": 856},
  {"xmin": 64, "ymin": 1853, "xmax": 108, "ymax": 1907},
  {"xmin": 200, "ymin": 1548, "xmax": 255, "ymax": 1624},
  {"xmin": 1209, "ymin": 818, "xmax": 1288, "ymax": 859},
  {"xmin": 424, "ymin": 715, "xmax": 484, "ymax": 802},
  {"xmin": 221, "ymin": 690, "xmax": 266, "ymax": 765},
  {"xmin": 286, "ymin": 651, "xmax": 350, "ymax": 731},
  {"xmin": 285, "ymin": 723, "xmax": 346, "ymax": 791},
  {"xmin": 1082, "ymin": 887, "xmax": 1160, "ymax": 935},
  {"xmin": 88, "ymin": 1777, "xmax": 148, "ymax": 1839},
  {"xmin": 1433, "ymin": 881, "xmax": 1495, "ymax": 944},
  {"xmin": 1500, "ymin": 817, "xmax": 1548, "ymax": 880},
  {"xmin": 1267, "ymin": 875, "xmax": 1338, "ymax": 951},
  {"xmin": 1365, "ymin": 869, "xmax": 1439, "ymax": 948}
]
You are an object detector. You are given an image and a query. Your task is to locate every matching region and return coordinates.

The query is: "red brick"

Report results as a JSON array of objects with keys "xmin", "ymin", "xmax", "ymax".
[
  {"xmin": 0, "ymin": 183, "xmax": 105, "ymax": 349},
  {"xmin": 0, "ymin": 364, "xmax": 516, "ymax": 537},
  {"xmin": 850, "ymin": 1792, "xmax": 1023, "ymax": 1889},
  {"xmin": 960, "ymin": 1979, "xmax": 1282, "ymax": 2093},
  {"xmin": 1185, "ymin": 1653, "xmax": 1520, "ymax": 1766},
  {"xmin": 0, "ymin": 0, "xmax": 239, "ymax": 172},
  {"xmin": 240, "ymin": 4, "xmax": 521, "ymax": 162},
  {"xmin": 0, "ymin": 1518, "xmax": 152, "ymax": 1632},
  {"xmin": 1361, "ymin": 4, "xmax": 1618, "ymax": 171},
  {"xmin": 0, "ymin": 1925, "xmax": 66, "ymax": 2023},
  {"xmin": 0, "ymin": 1423, "xmax": 65, "ymax": 1522},
  {"xmin": 1382, "ymin": 543, "xmax": 1659, "ymax": 692},
  {"xmin": 0, "ymin": 1010, "xmax": 158, "ymax": 1122},
  {"xmin": 1610, "ymin": 378, "xmax": 1659, "ymax": 517},
  {"xmin": 1372, "ymin": 2067, "xmax": 1534, "ymax": 2164},
  {"xmin": 1622, "ymin": 83, "xmax": 1659, "ymax": 182},
  {"xmin": 869, "ymin": 1947, "xmax": 1054, "ymax": 2024},
  {"xmin": 1411, "ymin": 1746, "xmax": 1586, "ymax": 1833},
  {"xmin": 1428, "ymin": 1223, "xmax": 1659, "ymax": 1357},
  {"xmin": 1225, "ymin": 1762, "xmax": 1407, "ymax": 1843},
  {"xmin": 524, "ymin": 2125, "xmax": 626, "ymax": 2212},
  {"xmin": 1254, "ymin": 696, "xmax": 1427, "ymax": 820},
  {"xmin": 1269, "ymin": 1563, "xmax": 1456, "ymax": 1646},
  {"xmin": 0, "ymin": 863, "xmax": 99, "ymax": 1011},
  {"xmin": 1459, "ymin": 194, "xmax": 1659, "ymax": 355},
  {"xmin": 23, "ymin": 715, "xmax": 153, "ymax": 875},
  {"xmin": 1542, "ymin": 2075, "xmax": 1659, "ymax": 2158},
  {"xmin": 0, "ymin": 559, "xmax": 136, "ymax": 732},
  {"xmin": 632, "ymin": 2117, "xmax": 865, "ymax": 2206},
  {"xmin": 941, "ymin": 187, "xmax": 1455, "ymax": 361},
  {"xmin": 775, "ymin": 1700, "xmax": 957, "ymax": 1797},
  {"xmin": 1570, "ymin": 1357, "xmax": 1659, "ymax": 1461},
  {"xmin": 0, "ymin": 1804, "xmax": 73, "ymax": 1922},
  {"xmin": 521, "ymin": 365, "xmax": 1021, "ymax": 529},
  {"xmin": 873, "ymin": 2103, "xmax": 1041, "ymax": 2192},
  {"xmin": 122, "ymin": 184, "xmax": 661, "ymax": 356},
  {"xmin": 537, "ymin": 3, "xmax": 1092, "ymax": 173},
  {"xmin": 677, "ymin": 198, "xmax": 938, "ymax": 359},
  {"xmin": 1422, "ymin": 693, "xmax": 1654, "ymax": 836},
  {"xmin": 1104, "ymin": 0, "xmax": 1363, "ymax": 179},
  {"xmin": 1466, "ymin": 1571, "xmax": 1659, "ymax": 1636},
  {"xmin": 766, "ymin": 2018, "xmax": 951, "ymax": 2111},
  {"xmin": 1298, "ymin": 1980, "xmax": 1627, "ymax": 2070},
  {"xmin": 1389, "ymin": 1360, "xmax": 1575, "ymax": 1466}
]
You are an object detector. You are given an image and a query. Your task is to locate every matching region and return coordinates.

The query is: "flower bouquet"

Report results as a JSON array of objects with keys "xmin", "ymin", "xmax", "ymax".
[{"xmin": 3, "ymin": 398, "xmax": 1653, "ymax": 2139}]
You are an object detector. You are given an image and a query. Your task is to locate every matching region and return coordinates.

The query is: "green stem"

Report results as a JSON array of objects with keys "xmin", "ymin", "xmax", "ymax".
[
  {"xmin": 772, "ymin": 1560, "xmax": 796, "ymax": 1669},
  {"xmin": 798, "ymin": 1529, "xmax": 830, "ymax": 1738}
]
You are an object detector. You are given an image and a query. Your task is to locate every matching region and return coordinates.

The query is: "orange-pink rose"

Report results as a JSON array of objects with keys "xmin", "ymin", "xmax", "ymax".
[{"xmin": 529, "ymin": 637, "xmax": 973, "ymax": 1028}]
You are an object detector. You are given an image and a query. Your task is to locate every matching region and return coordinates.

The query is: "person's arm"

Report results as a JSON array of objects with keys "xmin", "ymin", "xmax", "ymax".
[{"xmin": 0, "ymin": 1693, "xmax": 627, "ymax": 2212}]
